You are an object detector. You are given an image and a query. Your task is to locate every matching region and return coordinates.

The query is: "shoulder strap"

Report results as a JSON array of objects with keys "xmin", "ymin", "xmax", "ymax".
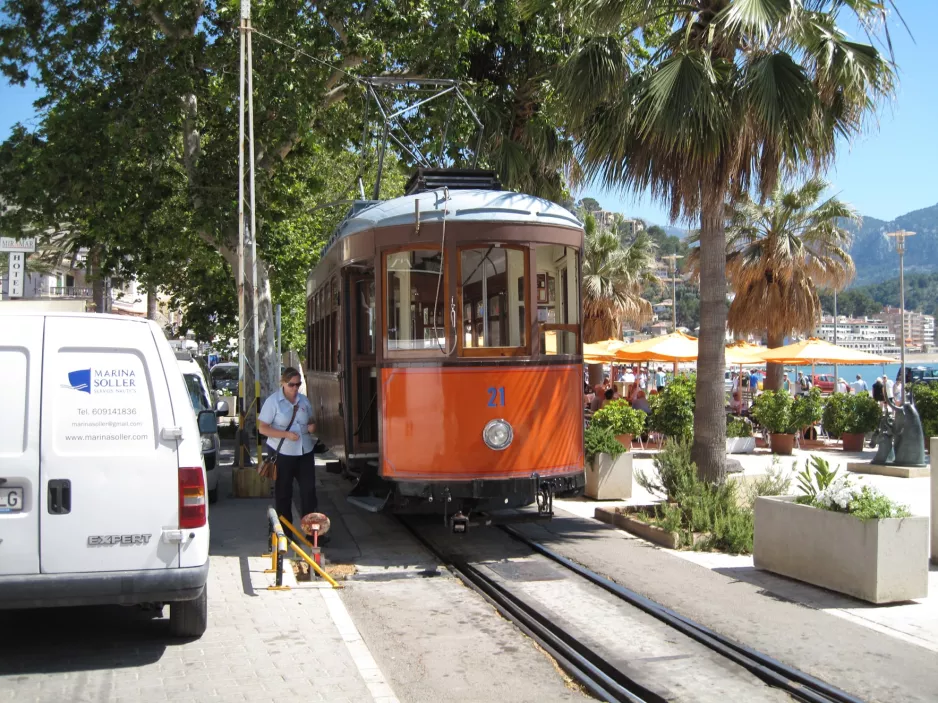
[{"xmin": 272, "ymin": 404, "xmax": 300, "ymax": 455}]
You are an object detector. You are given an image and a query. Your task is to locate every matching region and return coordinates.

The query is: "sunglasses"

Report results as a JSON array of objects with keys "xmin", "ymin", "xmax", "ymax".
[{"xmin": 286, "ymin": 382, "xmax": 301, "ymax": 388}]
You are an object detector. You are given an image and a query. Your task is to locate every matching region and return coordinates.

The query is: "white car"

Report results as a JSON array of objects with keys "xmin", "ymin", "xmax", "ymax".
[
  {"xmin": 0, "ymin": 312, "xmax": 212, "ymax": 637},
  {"xmin": 175, "ymin": 351, "xmax": 228, "ymax": 504}
]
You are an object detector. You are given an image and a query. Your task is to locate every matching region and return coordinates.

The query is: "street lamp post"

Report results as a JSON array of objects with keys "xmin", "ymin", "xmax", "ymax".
[
  {"xmin": 887, "ymin": 229, "xmax": 915, "ymax": 403},
  {"xmin": 833, "ymin": 289, "xmax": 838, "ymax": 389},
  {"xmin": 661, "ymin": 254, "xmax": 683, "ymax": 333}
]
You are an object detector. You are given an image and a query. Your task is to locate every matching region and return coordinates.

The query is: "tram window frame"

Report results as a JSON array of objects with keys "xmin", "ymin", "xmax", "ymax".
[
  {"xmin": 381, "ymin": 245, "xmax": 450, "ymax": 358},
  {"xmin": 456, "ymin": 243, "xmax": 531, "ymax": 358},
  {"xmin": 533, "ymin": 244, "xmax": 581, "ymax": 358}
]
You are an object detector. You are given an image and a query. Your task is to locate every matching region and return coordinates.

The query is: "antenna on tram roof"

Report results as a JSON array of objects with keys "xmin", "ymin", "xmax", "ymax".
[{"xmin": 360, "ymin": 77, "xmax": 485, "ymax": 199}]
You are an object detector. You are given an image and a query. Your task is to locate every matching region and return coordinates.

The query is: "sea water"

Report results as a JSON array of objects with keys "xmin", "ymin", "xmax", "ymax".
[{"xmin": 806, "ymin": 362, "xmax": 938, "ymax": 387}]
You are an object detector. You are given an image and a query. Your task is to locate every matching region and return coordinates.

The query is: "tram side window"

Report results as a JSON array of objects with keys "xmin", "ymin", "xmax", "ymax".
[
  {"xmin": 386, "ymin": 250, "xmax": 445, "ymax": 351},
  {"xmin": 534, "ymin": 245, "xmax": 580, "ymax": 355},
  {"xmin": 357, "ymin": 279, "xmax": 376, "ymax": 355},
  {"xmin": 459, "ymin": 247, "xmax": 527, "ymax": 351}
]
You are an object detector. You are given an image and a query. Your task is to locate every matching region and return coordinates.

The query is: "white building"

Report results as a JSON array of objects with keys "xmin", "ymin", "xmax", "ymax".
[
  {"xmin": 815, "ymin": 315, "xmax": 899, "ymax": 356},
  {"xmin": 879, "ymin": 306, "xmax": 936, "ymax": 353},
  {"xmin": 1, "ymin": 246, "xmax": 182, "ymax": 330}
]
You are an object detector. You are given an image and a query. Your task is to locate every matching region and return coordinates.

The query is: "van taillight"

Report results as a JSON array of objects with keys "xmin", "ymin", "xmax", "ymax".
[{"xmin": 179, "ymin": 467, "xmax": 206, "ymax": 529}]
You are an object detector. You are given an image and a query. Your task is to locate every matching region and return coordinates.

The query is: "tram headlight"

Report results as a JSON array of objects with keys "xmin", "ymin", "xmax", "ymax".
[{"xmin": 482, "ymin": 419, "xmax": 513, "ymax": 451}]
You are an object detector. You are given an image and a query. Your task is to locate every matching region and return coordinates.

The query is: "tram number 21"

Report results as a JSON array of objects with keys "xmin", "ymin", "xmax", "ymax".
[{"xmin": 487, "ymin": 387, "xmax": 506, "ymax": 407}]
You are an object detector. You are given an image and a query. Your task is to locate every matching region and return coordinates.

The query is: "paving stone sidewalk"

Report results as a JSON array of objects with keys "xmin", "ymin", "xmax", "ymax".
[{"xmin": 0, "ymin": 451, "xmax": 393, "ymax": 703}]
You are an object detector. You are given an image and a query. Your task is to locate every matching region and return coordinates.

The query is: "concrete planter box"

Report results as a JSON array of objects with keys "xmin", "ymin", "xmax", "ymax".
[
  {"xmin": 931, "ymin": 438, "xmax": 938, "ymax": 563},
  {"xmin": 595, "ymin": 506, "xmax": 679, "ymax": 548},
  {"xmin": 585, "ymin": 452, "xmax": 633, "ymax": 500},
  {"xmin": 726, "ymin": 437, "xmax": 755, "ymax": 454},
  {"xmin": 754, "ymin": 495, "xmax": 928, "ymax": 604}
]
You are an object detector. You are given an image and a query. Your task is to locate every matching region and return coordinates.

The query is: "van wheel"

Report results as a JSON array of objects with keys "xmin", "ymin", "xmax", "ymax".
[
  {"xmin": 208, "ymin": 487, "xmax": 219, "ymax": 504},
  {"xmin": 169, "ymin": 587, "xmax": 207, "ymax": 638}
]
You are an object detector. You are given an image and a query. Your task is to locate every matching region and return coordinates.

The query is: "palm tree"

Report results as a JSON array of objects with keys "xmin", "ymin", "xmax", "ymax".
[
  {"xmin": 723, "ymin": 178, "xmax": 857, "ymax": 390},
  {"xmin": 558, "ymin": 0, "xmax": 895, "ymax": 481},
  {"xmin": 582, "ymin": 213, "xmax": 657, "ymax": 381}
]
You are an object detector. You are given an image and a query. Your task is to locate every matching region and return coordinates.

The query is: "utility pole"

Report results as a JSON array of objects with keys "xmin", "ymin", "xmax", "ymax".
[
  {"xmin": 887, "ymin": 229, "xmax": 915, "ymax": 404},
  {"xmin": 661, "ymin": 254, "xmax": 683, "ymax": 332},
  {"xmin": 238, "ymin": 0, "xmax": 260, "ymax": 468},
  {"xmin": 833, "ymin": 288, "xmax": 838, "ymax": 388}
]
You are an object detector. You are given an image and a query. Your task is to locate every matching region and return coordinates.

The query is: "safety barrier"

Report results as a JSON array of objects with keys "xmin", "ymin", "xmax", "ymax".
[
  {"xmin": 263, "ymin": 506, "xmax": 342, "ymax": 590},
  {"xmin": 264, "ymin": 507, "xmax": 290, "ymax": 590}
]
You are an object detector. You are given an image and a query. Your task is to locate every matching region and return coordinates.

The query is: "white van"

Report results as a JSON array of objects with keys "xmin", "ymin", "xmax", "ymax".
[
  {"xmin": 0, "ymin": 312, "xmax": 212, "ymax": 637},
  {"xmin": 175, "ymin": 350, "xmax": 227, "ymax": 503}
]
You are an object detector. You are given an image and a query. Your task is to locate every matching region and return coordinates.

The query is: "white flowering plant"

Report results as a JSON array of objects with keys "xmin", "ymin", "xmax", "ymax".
[{"xmin": 795, "ymin": 457, "xmax": 911, "ymax": 520}]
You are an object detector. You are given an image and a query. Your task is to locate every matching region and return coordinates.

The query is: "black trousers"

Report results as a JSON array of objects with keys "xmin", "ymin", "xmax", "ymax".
[{"xmin": 274, "ymin": 451, "xmax": 317, "ymax": 524}]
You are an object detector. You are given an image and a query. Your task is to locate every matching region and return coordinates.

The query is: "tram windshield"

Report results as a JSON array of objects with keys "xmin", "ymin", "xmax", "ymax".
[
  {"xmin": 386, "ymin": 249, "xmax": 446, "ymax": 351},
  {"xmin": 460, "ymin": 246, "xmax": 527, "ymax": 350}
]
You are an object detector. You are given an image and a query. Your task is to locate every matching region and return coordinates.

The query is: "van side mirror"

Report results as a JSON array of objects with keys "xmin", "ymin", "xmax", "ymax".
[
  {"xmin": 198, "ymin": 409, "xmax": 218, "ymax": 435},
  {"xmin": 215, "ymin": 399, "xmax": 229, "ymax": 417}
]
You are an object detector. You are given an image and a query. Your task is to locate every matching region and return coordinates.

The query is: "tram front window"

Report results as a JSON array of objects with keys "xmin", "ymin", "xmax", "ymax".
[
  {"xmin": 386, "ymin": 250, "xmax": 446, "ymax": 351},
  {"xmin": 459, "ymin": 247, "xmax": 527, "ymax": 350}
]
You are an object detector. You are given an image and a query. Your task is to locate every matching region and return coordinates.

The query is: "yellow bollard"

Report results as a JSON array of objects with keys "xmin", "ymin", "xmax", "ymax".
[{"xmin": 279, "ymin": 515, "xmax": 314, "ymax": 551}]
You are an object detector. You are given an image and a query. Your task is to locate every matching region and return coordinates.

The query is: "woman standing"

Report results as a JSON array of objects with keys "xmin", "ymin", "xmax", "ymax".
[{"xmin": 258, "ymin": 368, "xmax": 318, "ymax": 532}]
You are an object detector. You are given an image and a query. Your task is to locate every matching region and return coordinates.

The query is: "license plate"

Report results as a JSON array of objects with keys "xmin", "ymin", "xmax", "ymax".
[{"xmin": 0, "ymin": 488, "xmax": 23, "ymax": 512}]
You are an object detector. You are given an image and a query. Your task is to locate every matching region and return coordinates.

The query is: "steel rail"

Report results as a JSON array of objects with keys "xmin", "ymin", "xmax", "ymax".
[
  {"xmin": 501, "ymin": 525, "xmax": 863, "ymax": 703},
  {"xmin": 399, "ymin": 518, "xmax": 663, "ymax": 703}
]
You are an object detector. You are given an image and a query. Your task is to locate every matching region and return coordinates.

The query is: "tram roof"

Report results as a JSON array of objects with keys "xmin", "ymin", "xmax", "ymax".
[{"xmin": 322, "ymin": 189, "xmax": 582, "ymax": 254}]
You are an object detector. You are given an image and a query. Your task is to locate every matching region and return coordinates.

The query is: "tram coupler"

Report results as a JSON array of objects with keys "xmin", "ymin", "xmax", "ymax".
[
  {"xmin": 536, "ymin": 482, "xmax": 555, "ymax": 518},
  {"xmin": 450, "ymin": 511, "xmax": 469, "ymax": 534}
]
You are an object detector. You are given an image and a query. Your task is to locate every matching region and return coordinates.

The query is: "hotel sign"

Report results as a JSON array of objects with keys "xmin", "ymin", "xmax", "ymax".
[
  {"xmin": 8, "ymin": 253, "xmax": 24, "ymax": 297},
  {"xmin": 0, "ymin": 237, "xmax": 37, "ymax": 253}
]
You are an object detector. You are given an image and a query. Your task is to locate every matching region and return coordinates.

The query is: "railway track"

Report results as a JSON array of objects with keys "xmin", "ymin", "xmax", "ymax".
[{"xmin": 400, "ymin": 517, "xmax": 864, "ymax": 703}]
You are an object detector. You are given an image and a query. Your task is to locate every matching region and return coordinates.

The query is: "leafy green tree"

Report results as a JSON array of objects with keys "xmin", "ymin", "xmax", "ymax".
[{"xmin": 558, "ymin": 0, "xmax": 896, "ymax": 481}]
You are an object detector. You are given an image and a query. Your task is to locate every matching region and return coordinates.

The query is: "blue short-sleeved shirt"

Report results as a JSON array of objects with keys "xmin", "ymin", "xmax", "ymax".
[{"xmin": 258, "ymin": 389, "xmax": 315, "ymax": 456}]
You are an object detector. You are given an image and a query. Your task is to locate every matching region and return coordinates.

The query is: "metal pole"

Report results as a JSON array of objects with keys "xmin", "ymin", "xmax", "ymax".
[
  {"xmin": 247, "ymin": 14, "xmax": 261, "ymax": 466},
  {"xmin": 833, "ymin": 289, "xmax": 838, "ymax": 389},
  {"xmin": 672, "ymin": 262, "xmax": 677, "ymax": 333},
  {"xmin": 237, "ymin": 1, "xmax": 248, "ymax": 467},
  {"xmin": 888, "ymin": 230, "xmax": 915, "ymax": 404},
  {"xmin": 899, "ymin": 241, "xmax": 906, "ymax": 404}
]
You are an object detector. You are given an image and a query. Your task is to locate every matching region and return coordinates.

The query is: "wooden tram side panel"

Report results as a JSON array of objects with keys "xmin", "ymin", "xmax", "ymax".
[{"xmin": 379, "ymin": 364, "xmax": 583, "ymax": 481}]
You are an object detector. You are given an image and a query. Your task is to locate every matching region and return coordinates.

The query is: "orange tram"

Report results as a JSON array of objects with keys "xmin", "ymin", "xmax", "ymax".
[{"xmin": 305, "ymin": 169, "xmax": 585, "ymax": 521}]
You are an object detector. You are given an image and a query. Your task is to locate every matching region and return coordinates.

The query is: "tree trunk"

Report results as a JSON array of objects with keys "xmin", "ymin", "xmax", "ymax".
[
  {"xmin": 764, "ymin": 329, "xmax": 786, "ymax": 392},
  {"xmin": 587, "ymin": 363, "xmax": 605, "ymax": 387},
  {"xmin": 146, "ymin": 282, "xmax": 158, "ymax": 321},
  {"xmin": 217, "ymin": 243, "xmax": 279, "ymax": 464},
  {"xmin": 692, "ymin": 188, "xmax": 728, "ymax": 483},
  {"xmin": 89, "ymin": 247, "xmax": 107, "ymax": 314}
]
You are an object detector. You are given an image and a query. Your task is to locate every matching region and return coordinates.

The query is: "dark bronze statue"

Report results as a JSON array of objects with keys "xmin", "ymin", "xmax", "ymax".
[
  {"xmin": 871, "ymin": 412, "xmax": 895, "ymax": 465},
  {"xmin": 873, "ymin": 391, "xmax": 927, "ymax": 467}
]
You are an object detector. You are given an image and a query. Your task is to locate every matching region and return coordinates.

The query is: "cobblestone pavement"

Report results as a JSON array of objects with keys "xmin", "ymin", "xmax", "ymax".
[{"xmin": 0, "ymin": 456, "xmax": 394, "ymax": 703}]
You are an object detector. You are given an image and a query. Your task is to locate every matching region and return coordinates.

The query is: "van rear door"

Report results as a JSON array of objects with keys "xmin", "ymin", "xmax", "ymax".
[
  {"xmin": 40, "ymin": 316, "xmax": 180, "ymax": 573},
  {"xmin": 0, "ymin": 315, "xmax": 43, "ymax": 576}
]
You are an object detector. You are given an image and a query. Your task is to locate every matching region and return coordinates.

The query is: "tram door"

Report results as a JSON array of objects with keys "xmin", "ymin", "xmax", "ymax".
[{"xmin": 347, "ymin": 273, "xmax": 379, "ymax": 460}]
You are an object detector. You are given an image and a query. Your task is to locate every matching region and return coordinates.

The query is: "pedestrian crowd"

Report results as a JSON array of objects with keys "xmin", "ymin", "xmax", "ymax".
[{"xmin": 584, "ymin": 365, "xmax": 669, "ymax": 420}]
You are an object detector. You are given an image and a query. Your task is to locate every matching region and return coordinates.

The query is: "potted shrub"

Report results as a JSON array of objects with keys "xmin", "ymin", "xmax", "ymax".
[
  {"xmin": 750, "ymin": 390, "xmax": 798, "ymax": 455},
  {"xmin": 592, "ymin": 399, "xmax": 646, "ymax": 450},
  {"xmin": 792, "ymin": 388, "xmax": 824, "ymax": 442},
  {"xmin": 823, "ymin": 393, "xmax": 881, "ymax": 451},
  {"xmin": 584, "ymin": 424, "xmax": 631, "ymax": 499},
  {"xmin": 649, "ymin": 375, "xmax": 695, "ymax": 441},
  {"xmin": 754, "ymin": 457, "xmax": 927, "ymax": 603},
  {"xmin": 726, "ymin": 415, "xmax": 755, "ymax": 454}
]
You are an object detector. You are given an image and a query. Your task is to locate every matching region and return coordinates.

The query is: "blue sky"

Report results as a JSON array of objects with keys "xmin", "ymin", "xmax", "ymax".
[
  {"xmin": 1, "ymin": 2, "xmax": 934, "ymax": 228},
  {"xmin": 582, "ymin": 1, "xmax": 938, "ymax": 227}
]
